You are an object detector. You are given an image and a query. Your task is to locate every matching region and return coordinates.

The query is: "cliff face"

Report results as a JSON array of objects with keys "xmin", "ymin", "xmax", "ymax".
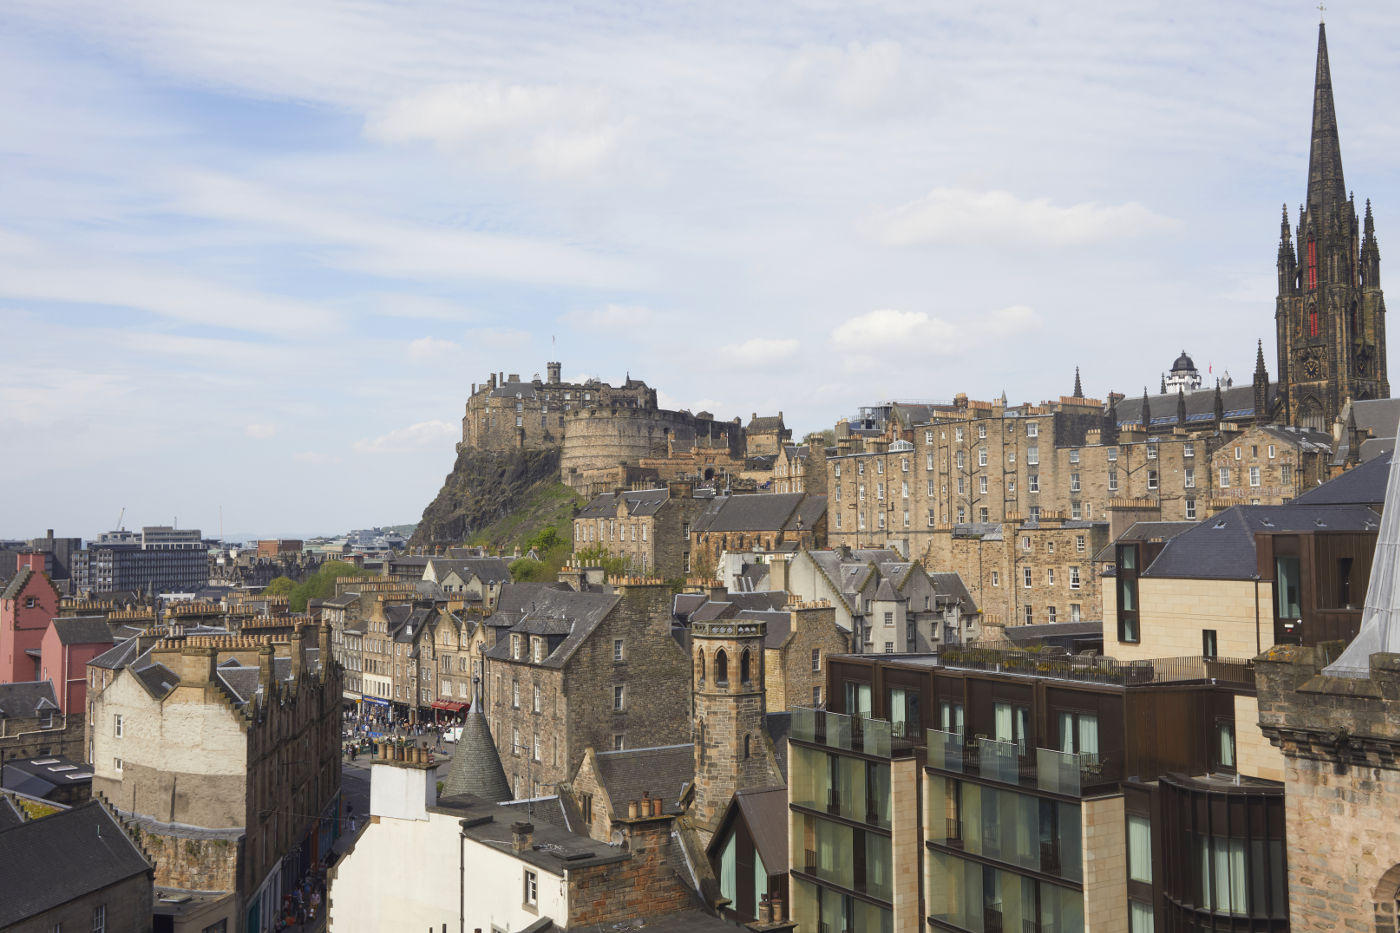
[{"xmin": 411, "ymin": 446, "xmax": 563, "ymax": 547}]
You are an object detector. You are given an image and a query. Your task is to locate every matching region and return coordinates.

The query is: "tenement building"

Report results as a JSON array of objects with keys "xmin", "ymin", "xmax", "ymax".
[
  {"xmin": 572, "ymin": 483, "xmax": 710, "ymax": 577},
  {"xmin": 88, "ymin": 626, "xmax": 342, "ymax": 933}
]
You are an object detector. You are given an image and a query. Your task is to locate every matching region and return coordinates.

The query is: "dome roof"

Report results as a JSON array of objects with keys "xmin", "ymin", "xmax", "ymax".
[{"xmin": 1170, "ymin": 350, "xmax": 1196, "ymax": 373}]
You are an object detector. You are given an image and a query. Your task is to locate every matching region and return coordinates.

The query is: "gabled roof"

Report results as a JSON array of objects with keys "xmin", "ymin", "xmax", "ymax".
[
  {"xmin": 0, "ymin": 681, "xmax": 59, "ymax": 718},
  {"xmin": 0, "ymin": 795, "xmax": 22, "ymax": 831},
  {"xmin": 1, "ymin": 566, "xmax": 57, "ymax": 602},
  {"xmin": 735, "ymin": 609, "xmax": 792, "ymax": 649},
  {"xmin": 50, "ymin": 617, "xmax": 115, "ymax": 647},
  {"xmin": 692, "ymin": 493, "xmax": 814, "ymax": 534},
  {"xmin": 0, "ymin": 801, "xmax": 152, "ymax": 927},
  {"xmin": 707, "ymin": 786, "xmax": 790, "ymax": 874},
  {"xmin": 747, "ymin": 414, "xmax": 785, "ymax": 433},
  {"xmin": 1113, "ymin": 382, "xmax": 1278, "ymax": 427},
  {"xmin": 576, "ymin": 488, "xmax": 673, "ymax": 520},
  {"xmin": 592, "ymin": 744, "xmax": 693, "ymax": 815},
  {"xmin": 483, "ymin": 588, "xmax": 621, "ymax": 669},
  {"xmin": 1143, "ymin": 504, "xmax": 1380, "ymax": 580},
  {"xmin": 1093, "ymin": 521, "xmax": 1197, "ymax": 563},
  {"xmin": 427, "ymin": 556, "xmax": 513, "ymax": 584}
]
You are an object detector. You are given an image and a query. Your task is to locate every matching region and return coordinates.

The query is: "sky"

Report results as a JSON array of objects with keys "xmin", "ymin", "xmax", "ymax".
[{"xmin": 3, "ymin": 1, "xmax": 1400, "ymax": 540}]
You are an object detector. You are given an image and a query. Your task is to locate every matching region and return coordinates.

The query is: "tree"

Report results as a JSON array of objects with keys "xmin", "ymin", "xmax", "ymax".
[{"xmin": 572, "ymin": 545, "xmax": 634, "ymax": 577}]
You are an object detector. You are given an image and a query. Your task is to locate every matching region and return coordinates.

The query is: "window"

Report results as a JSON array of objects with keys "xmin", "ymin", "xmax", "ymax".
[
  {"xmin": 1129, "ymin": 900, "xmax": 1154, "ymax": 933},
  {"xmin": 1268, "ymin": 444, "xmax": 1276, "ymax": 459},
  {"xmin": 524, "ymin": 869, "xmax": 539, "ymax": 907},
  {"xmin": 533, "ymin": 685, "xmax": 541, "ymax": 713},
  {"xmin": 1028, "ymin": 474, "xmax": 1039, "ymax": 493},
  {"xmin": 991, "ymin": 571, "xmax": 1000, "ymax": 587},
  {"xmin": 1108, "ymin": 470, "xmax": 1118, "ymax": 492},
  {"xmin": 531, "ymin": 638, "xmax": 544, "ymax": 663},
  {"xmin": 1024, "ymin": 604, "xmax": 1034, "ymax": 624},
  {"xmin": 613, "ymin": 685, "xmax": 626, "ymax": 711},
  {"xmin": 939, "ymin": 701, "xmax": 965, "ymax": 737},
  {"xmin": 1234, "ymin": 446, "xmax": 1242, "ymax": 460},
  {"xmin": 835, "ymin": 463, "xmax": 842, "ymax": 478},
  {"xmin": 1146, "ymin": 442, "xmax": 1158, "ymax": 460},
  {"xmin": 1218, "ymin": 467, "xmax": 1230, "ymax": 488},
  {"xmin": 812, "ymin": 685, "xmax": 822, "ymax": 706},
  {"xmin": 1184, "ymin": 467, "xmax": 1195, "ymax": 488},
  {"xmin": 978, "ymin": 447, "xmax": 987, "ymax": 467},
  {"xmin": 858, "ymin": 483, "xmax": 865, "ymax": 501},
  {"xmin": 1186, "ymin": 498, "xmax": 1197, "ymax": 520},
  {"xmin": 978, "ymin": 507, "xmax": 988, "ymax": 522},
  {"xmin": 884, "ymin": 641, "xmax": 894, "ymax": 653},
  {"xmin": 956, "ymin": 450, "xmax": 965, "ymax": 470},
  {"xmin": 1184, "ymin": 442, "xmax": 1195, "ymax": 458},
  {"xmin": 511, "ymin": 634, "xmax": 523, "ymax": 660},
  {"xmin": 1250, "ymin": 466, "xmax": 1261, "ymax": 487},
  {"xmin": 1117, "ymin": 544, "xmax": 1141, "ymax": 643},
  {"xmin": 1203, "ymin": 629, "xmax": 1218, "ymax": 658},
  {"xmin": 92, "ymin": 905, "xmax": 105, "ymax": 933},
  {"xmin": 1216, "ymin": 720, "xmax": 1236, "ymax": 770},
  {"xmin": 957, "ymin": 476, "xmax": 966, "ymax": 495},
  {"xmin": 533, "ymin": 733, "xmax": 541, "ymax": 761},
  {"xmin": 1027, "ymin": 445, "xmax": 1039, "ymax": 465},
  {"xmin": 877, "ymin": 512, "xmax": 886, "ymax": 529},
  {"xmin": 113, "ymin": 714, "xmax": 123, "ymax": 738},
  {"xmin": 613, "ymin": 638, "xmax": 625, "ymax": 662},
  {"xmin": 1047, "ymin": 605, "xmax": 1057, "ymax": 623},
  {"xmin": 876, "ymin": 459, "xmax": 884, "ymax": 474},
  {"xmin": 925, "ymin": 430, "xmax": 933, "ymax": 444},
  {"xmin": 1147, "ymin": 469, "xmax": 1158, "ymax": 490},
  {"xmin": 1281, "ymin": 464, "xmax": 1293, "ymax": 485},
  {"xmin": 1070, "ymin": 567, "xmax": 1081, "ymax": 590},
  {"xmin": 1023, "ymin": 567, "xmax": 1033, "ymax": 588},
  {"xmin": 1070, "ymin": 472, "xmax": 1080, "ymax": 492},
  {"xmin": 978, "ymin": 476, "xmax": 988, "ymax": 494},
  {"xmin": 1070, "ymin": 604, "xmax": 1081, "ymax": 623},
  {"xmin": 1007, "ymin": 478, "xmax": 1016, "ymax": 495},
  {"xmin": 1028, "ymin": 506, "xmax": 1040, "ymax": 521},
  {"xmin": 811, "ymin": 648, "xmax": 821, "ymax": 672},
  {"xmin": 1127, "ymin": 815, "xmax": 1153, "ymax": 884},
  {"xmin": 858, "ymin": 461, "xmax": 865, "ymax": 475},
  {"xmin": 978, "ymin": 423, "xmax": 987, "ymax": 439},
  {"xmin": 956, "ymin": 507, "xmax": 964, "ymax": 522},
  {"xmin": 113, "ymin": 757, "xmax": 123, "ymax": 772},
  {"xmin": 1027, "ymin": 422, "xmax": 1038, "ymax": 437},
  {"xmin": 993, "ymin": 701, "xmax": 1030, "ymax": 750},
  {"xmin": 901, "ymin": 457, "xmax": 909, "ymax": 473},
  {"xmin": 955, "ymin": 427, "xmax": 964, "ymax": 442},
  {"xmin": 1108, "ymin": 446, "xmax": 1119, "ymax": 462},
  {"xmin": 1076, "ymin": 534, "xmax": 1086, "ymax": 552},
  {"xmin": 903, "ymin": 510, "xmax": 911, "ymax": 528},
  {"xmin": 902, "ymin": 481, "xmax": 909, "ymax": 498}
]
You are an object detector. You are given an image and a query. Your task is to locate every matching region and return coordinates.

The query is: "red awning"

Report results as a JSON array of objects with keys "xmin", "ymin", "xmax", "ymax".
[{"xmin": 430, "ymin": 701, "xmax": 468, "ymax": 712}]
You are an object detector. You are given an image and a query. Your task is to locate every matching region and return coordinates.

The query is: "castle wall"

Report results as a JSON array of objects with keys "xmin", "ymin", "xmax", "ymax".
[{"xmin": 561, "ymin": 408, "xmax": 744, "ymax": 496}]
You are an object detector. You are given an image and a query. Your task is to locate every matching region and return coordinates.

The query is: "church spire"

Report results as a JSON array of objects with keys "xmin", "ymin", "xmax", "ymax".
[
  {"xmin": 1255, "ymin": 338, "xmax": 1268, "ymax": 378},
  {"xmin": 1141, "ymin": 387, "xmax": 1151, "ymax": 428},
  {"xmin": 1307, "ymin": 22, "xmax": 1347, "ymax": 223},
  {"xmin": 1072, "ymin": 366, "xmax": 1083, "ymax": 399}
]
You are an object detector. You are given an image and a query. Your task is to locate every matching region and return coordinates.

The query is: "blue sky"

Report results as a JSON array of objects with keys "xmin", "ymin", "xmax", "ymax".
[{"xmin": 2, "ymin": 0, "xmax": 1399, "ymax": 539}]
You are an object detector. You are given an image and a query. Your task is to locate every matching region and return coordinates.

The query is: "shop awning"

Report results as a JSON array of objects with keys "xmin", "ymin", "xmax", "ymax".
[{"xmin": 430, "ymin": 701, "xmax": 469, "ymax": 712}]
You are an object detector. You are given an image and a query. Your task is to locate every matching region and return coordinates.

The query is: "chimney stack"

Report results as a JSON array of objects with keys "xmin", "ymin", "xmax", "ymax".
[
  {"xmin": 511, "ymin": 821, "xmax": 534, "ymax": 853},
  {"xmin": 289, "ymin": 628, "xmax": 304, "ymax": 686},
  {"xmin": 257, "ymin": 645, "xmax": 274, "ymax": 697}
]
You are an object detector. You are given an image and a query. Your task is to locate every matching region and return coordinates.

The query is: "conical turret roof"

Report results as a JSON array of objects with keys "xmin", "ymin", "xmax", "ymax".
[{"xmin": 441, "ymin": 677, "xmax": 512, "ymax": 802}]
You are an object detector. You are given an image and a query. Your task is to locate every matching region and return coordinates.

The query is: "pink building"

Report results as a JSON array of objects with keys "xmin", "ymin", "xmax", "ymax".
[
  {"xmin": 1, "ymin": 553, "xmax": 59, "ymax": 684},
  {"xmin": 40, "ymin": 618, "xmax": 114, "ymax": 715}
]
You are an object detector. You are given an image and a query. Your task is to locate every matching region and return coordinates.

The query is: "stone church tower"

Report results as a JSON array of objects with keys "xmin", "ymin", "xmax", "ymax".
[
  {"xmin": 1276, "ymin": 22, "xmax": 1388, "ymax": 431},
  {"xmin": 689, "ymin": 618, "xmax": 782, "ymax": 842}
]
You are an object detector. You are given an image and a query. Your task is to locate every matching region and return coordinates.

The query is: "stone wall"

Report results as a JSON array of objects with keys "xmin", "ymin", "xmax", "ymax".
[
  {"xmin": 765, "ymin": 604, "xmax": 849, "ymax": 712},
  {"xmin": 20, "ymin": 874, "xmax": 154, "ymax": 933},
  {"xmin": 1080, "ymin": 794, "xmax": 1127, "ymax": 933},
  {"xmin": 567, "ymin": 816, "xmax": 695, "ymax": 925},
  {"xmin": 134, "ymin": 821, "xmax": 240, "ymax": 892},
  {"xmin": 0, "ymin": 712, "xmax": 84, "ymax": 763},
  {"xmin": 1256, "ymin": 645, "xmax": 1400, "ymax": 932},
  {"xmin": 561, "ymin": 407, "xmax": 744, "ymax": 495}
]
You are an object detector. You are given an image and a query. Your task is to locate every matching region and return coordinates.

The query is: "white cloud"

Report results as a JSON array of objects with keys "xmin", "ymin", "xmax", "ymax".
[
  {"xmin": 367, "ymin": 82, "xmax": 624, "ymax": 176},
  {"xmin": 408, "ymin": 336, "xmax": 461, "ymax": 362},
  {"xmin": 244, "ymin": 423, "xmax": 277, "ymax": 439},
  {"xmin": 563, "ymin": 304, "xmax": 656, "ymax": 329},
  {"xmin": 830, "ymin": 308, "xmax": 959, "ymax": 353},
  {"xmin": 776, "ymin": 41, "xmax": 909, "ymax": 115},
  {"xmin": 864, "ymin": 188, "xmax": 1178, "ymax": 248},
  {"xmin": 984, "ymin": 305, "xmax": 1040, "ymax": 337},
  {"xmin": 728, "ymin": 337, "xmax": 798, "ymax": 366},
  {"xmin": 354, "ymin": 419, "xmax": 457, "ymax": 454}
]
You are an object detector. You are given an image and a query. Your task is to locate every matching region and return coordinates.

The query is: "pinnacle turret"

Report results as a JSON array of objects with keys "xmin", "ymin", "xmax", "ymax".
[
  {"xmin": 1072, "ymin": 366, "xmax": 1083, "ymax": 399},
  {"xmin": 1140, "ymin": 387, "xmax": 1151, "ymax": 427}
]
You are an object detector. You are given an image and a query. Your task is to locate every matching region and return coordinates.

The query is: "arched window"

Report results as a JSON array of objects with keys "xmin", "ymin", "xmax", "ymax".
[
  {"xmin": 740, "ymin": 649, "xmax": 751, "ymax": 685},
  {"xmin": 744, "ymin": 734, "xmax": 751, "ymax": 759},
  {"xmin": 715, "ymin": 649, "xmax": 729, "ymax": 686},
  {"xmin": 696, "ymin": 649, "xmax": 706, "ymax": 684}
]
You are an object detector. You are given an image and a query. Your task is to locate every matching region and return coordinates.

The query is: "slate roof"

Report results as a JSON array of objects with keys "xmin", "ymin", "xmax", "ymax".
[
  {"xmin": 0, "ymin": 796, "xmax": 22, "ymax": 831},
  {"xmin": 576, "ymin": 488, "xmax": 672, "ymax": 521},
  {"xmin": 483, "ymin": 588, "xmax": 621, "ymax": 669},
  {"xmin": 691, "ymin": 493, "xmax": 824, "ymax": 534},
  {"xmin": 1351, "ymin": 398, "xmax": 1400, "ymax": 440},
  {"xmin": 734, "ymin": 609, "xmax": 792, "ymax": 649},
  {"xmin": 1293, "ymin": 449, "xmax": 1392, "ymax": 509},
  {"xmin": 1, "ymin": 567, "xmax": 37, "ymax": 601},
  {"xmin": 1003, "ymin": 621, "xmax": 1104, "ymax": 651},
  {"xmin": 51, "ymin": 617, "xmax": 115, "ymax": 646},
  {"xmin": 3, "ymin": 756, "xmax": 93, "ymax": 798},
  {"xmin": 592, "ymin": 744, "xmax": 693, "ymax": 814},
  {"xmin": 441, "ymin": 683, "xmax": 511, "ymax": 802},
  {"xmin": 927, "ymin": 572, "xmax": 977, "ymax": 611},
  {"xmin": 680, "ymin": 591, "xmax": 788, "ymax": 624},
  {"xmin": 951, "ymin": 522, "xmax": 1004, "ymax": 540},
  {"xmin": 733, "ymin": 786, "xmax": 789, "ymax": 873},
  {"xmin": 0, "ymin": 801, "xmax": 152, "ymax": 927},
  {"xmin": 1113, "ymin": 382, "xmax": 1278, "ymax": 427},
  {"xmin": 747, "ymin": 414, "xmax": 785, "ymax": 433},
  {"xmin": 427, "ymin": 556, "xmax": 513, "ymax": 584},
  {"xmin": 492, "ymin": 582, "xmax": 574, "ymax": 622},
  {"xmin": 1142, "ymin": 504, "xmax": 1380, "ymax": 580},
  {"xmin": 0, "ymin": 681, "xmax": 59, "ymax": 718},
  {"xmin": 1092, "ymin": 521, "xmax": 1197, "ymax": 563},
  {"xmin": 766, "ymin": 712, "xmax": 791, "ymax": 774},
  {"xmin": 488, "ymin": 380, "xmax": 538, "ymax": 399}
]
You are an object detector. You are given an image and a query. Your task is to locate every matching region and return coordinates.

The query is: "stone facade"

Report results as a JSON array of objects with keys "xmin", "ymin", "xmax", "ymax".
[
  {"xmin": 773, "ymin": 443, "xmax": 828, "ymax": 496},
  {"xmin": 745, "ymin": 413, "xmax": 791, "ymax": 459},
  {"xmin": 14, "ymin": 873, "xmax": 155, "ymax": 933},
  {"xmin": 1256, "ymin": 645, "xmax": 1400, "ymax": 932},
  {"xmin": 561, "ymin": 406, "xmax": 745, "ymax": 497},
  {"xmin": 690, "ymin": 618, "xmax": 783, "ymax": 840},
  {"xmin": 1080, "ymin": 794, "xmax": 1128, "ymax": 933},
  {"xmin": 1207, "ymin": 425, "xmax": 1332, "ymax": 506},
  {"xmin": 763, "ymin": 603, "xmax": 850, "ymax": 711},
  {"xmin": 461, "ymin": 364, "xmax": 657, "ymax": 453},
  {"xmin": 572, "ymin": 484, "xmax": 710, "ymax": 578},
  {"xmin": 484, "ymin": 581, "xmax": 691, "ymax": 799},
  {"xmin": 1102, "ymin": 576, "xmax": 1271, "ymax": 662}
]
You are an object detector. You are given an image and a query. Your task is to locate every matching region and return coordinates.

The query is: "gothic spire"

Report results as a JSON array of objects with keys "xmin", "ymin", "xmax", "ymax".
[
  {"xmin": 1141, "ymin": 387, "xmax": 1151, "ymax": 427},
  {"xmin": 1255, "ymin": 339, "xmax": 1268, "ymax": 378},
  {"xmin": 1160, "ymin": 373, "xmax": 1167, "ymax": 394},
  {"xmin": 1307, "ymin": 22, "xmax": 1347, "ymax": 223},
  {"xmin": 1073, "ymin": 366, "xmax": 1083, "ymax": 399},
  {"xmin": 1177, "ymin": 387, "xmax": 1187, "ymax": 425}
]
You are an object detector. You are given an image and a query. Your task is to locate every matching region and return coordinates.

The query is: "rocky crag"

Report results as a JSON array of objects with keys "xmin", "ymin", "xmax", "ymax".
[{"xmin": 410, "ymin": 446, "xmax": 565, "ymax": 547}]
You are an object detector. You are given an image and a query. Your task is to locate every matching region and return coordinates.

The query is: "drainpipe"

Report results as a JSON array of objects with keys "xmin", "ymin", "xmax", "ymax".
[
  {"xmin": 1254, "ymin": 577, "xmax": 1262, "ymax": 655},
  {"xmin": 459, "ymin": 819, "xmax": 469, "ymax": 933}
]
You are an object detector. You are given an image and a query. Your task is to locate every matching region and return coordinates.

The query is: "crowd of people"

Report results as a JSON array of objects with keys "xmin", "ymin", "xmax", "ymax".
[
  {"xmin": 275, "ymin": 861, "xmax": 328, "ymax": 930},
  {"xmin": 341, "ymin": 706, "xmax": 461, "ymax": 761}
]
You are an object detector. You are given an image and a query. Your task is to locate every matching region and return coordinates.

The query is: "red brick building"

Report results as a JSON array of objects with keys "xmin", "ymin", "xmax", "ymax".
[{"xmin": 1, "ymin": 554, "xmax": 59, "ymax": 684}]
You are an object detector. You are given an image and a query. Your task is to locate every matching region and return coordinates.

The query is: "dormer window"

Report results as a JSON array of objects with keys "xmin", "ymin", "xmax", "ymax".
[
  {"xmin": 532, "ymin": 637, "xmax": 545, "ymax": 663},
  {"xmin": 512, "ymin": 634, "xmax": 523, "ymax": 660}
]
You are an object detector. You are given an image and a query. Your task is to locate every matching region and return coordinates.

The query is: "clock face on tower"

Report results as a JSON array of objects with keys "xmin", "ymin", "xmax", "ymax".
[{"xmin": 1304, "ymin": 357, "xmax": 1322, "ymax": 379}]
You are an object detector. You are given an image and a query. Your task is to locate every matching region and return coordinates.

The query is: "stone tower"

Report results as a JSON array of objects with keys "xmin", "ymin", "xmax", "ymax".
[
  {"xmin": 1276, "ymin": 22, "xmax": 1388, "ymax": 431},
  {"xmin": 689, "ymin": 618, "xmax": 782, "ymax": 841}
]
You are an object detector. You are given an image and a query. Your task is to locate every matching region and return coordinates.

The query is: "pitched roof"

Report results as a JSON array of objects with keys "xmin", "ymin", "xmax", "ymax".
[
  {"xmin": 427, "ymin": 556, "xmax": 513, "ymax": 584},
  {"xmin": 0, "ymin": 801, "xmax": 152, "ymax": 927},
  {"xmin": 1113, "ymin": 382, "xmax": 1277, "ymax": 427},
  {"xmin": 1093, "ymin": 521, "xmax": 1197, "ymax": 562},
  {"xmin": 483, "ymin": 589, "xmax": 620, "ymax": 668},
  {"xmin": 692, "ymin": 493, "xmax": 812, "ymax": 534},
  {"xmin": 576, "ymin": 488, "xmax": 673, "ymax": 520},
  {"xmin": 1293, "ymin": 449, "xmax": 1392, "ymax": 509},
  {"xmin": 592, "ymin": 744, "xmax": 693, "ymax": 814},
  {"xmin": 733, "ymin": 787, "xmax": 789, "ymax": 873},
  {"xmin": 0, "ymin": 681, "xmax": 59, "ymax": 718},
  {"xmin": 0, "ymin": 795, "xmax": 23, "ymax": 831},
  {"xmin": 1143, "ymin": 504, "xmax": 1380, "ymax": 580},
  {"xmin": 747, "ymin": 414, "xmax": 785, "ymax": 433},
  {"xmin": 734, "ymin": 609, "xmax": 792, "ymax": 649},
  {"xmin": 50, "ymin": 617, "xmax": 115, "ymax": 646}
]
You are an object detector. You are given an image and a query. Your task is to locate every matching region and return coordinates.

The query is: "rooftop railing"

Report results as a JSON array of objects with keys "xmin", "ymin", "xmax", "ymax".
[
  {"xmin": 926, "ymin": 728, "xmax": 1094, "ymax": 795},
  {"xmin": 937, "ymin": 646, "xmax": 1254, "ymax": 688},
  {"xmin": 792, "ymin": 707, "xmax": 909, "ymax": 757}
]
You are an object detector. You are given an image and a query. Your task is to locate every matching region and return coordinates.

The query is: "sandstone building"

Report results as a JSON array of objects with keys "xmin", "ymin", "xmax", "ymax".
[{"xmin": 572, "ymin": 484, "xmax": 710, "ymax": 577}]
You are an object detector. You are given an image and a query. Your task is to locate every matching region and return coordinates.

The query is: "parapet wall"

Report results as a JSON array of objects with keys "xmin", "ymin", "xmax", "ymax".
[{"xmin": 560, "ymin": 407, "xmax": 744, "ymax": 491}]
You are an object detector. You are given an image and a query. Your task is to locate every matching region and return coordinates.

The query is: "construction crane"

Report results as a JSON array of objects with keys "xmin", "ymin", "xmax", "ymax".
[{"xmin": 115, "ymin": 507, "xmax": 125, "ymax": 531}]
